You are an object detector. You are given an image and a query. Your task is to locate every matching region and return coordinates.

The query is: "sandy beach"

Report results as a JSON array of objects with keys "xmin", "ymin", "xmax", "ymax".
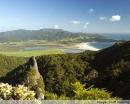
[{"xmin": 75, "ymin": 42, "xmax": 99, "ymax": 51}]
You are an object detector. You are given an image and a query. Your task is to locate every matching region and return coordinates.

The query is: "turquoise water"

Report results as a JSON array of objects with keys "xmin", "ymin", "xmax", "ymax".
[{"xmin": 88, "ymin": 42, "xmax": 114, "ymax": 49}]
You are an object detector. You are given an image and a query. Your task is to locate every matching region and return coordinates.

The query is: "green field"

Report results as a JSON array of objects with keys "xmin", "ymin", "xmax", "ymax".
[{"xmin": 0, "ymin": 49, "xmax": 64, "ymax": 57}]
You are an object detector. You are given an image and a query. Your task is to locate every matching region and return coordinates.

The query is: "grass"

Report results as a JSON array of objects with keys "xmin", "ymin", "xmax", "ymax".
[{"xmin": 0, "ymin": 49, "xmax": 64, "ymax": 57}]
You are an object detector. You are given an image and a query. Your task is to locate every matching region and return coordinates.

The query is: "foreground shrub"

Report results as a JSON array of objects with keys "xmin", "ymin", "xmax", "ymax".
[
  {"xmin": 0, "ymin": 83, "xmax": 12, "ymax": 99},
  {"xmin": 0, "ymin": 82, "xmax": 121, "ymax": 100},
  {"xmin": 13, "ymin": 85, "xmax": 35, "ymax": 100},
  {"xmin": 45, "ymin": 82, "xmax": 121, "ymax": 100},
  {"xmin": 72, "ymin": 82, "xmax": 120, "ymax": 100},
  {"xmin": 0, "ymin": 83, "xmax": 36, "ymax": 100},
  {"xmin": 45, "ymin": 91, "xmax": 69, "ymax": 100}
]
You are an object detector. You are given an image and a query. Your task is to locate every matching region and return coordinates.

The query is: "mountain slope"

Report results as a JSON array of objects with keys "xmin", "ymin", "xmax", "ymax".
[
  {"xmin": 0, "ymin": 41, "xmax": 130, "ymax": 99},
  {"xmin": 0, "ymin": 29, "xmax": 113, "ymax": 42},
  {"xmin": 0, "ymin": 55, "xmax": 25, "ymax": 79},
  {"xmin": 93, "ymin": 41, "xmax": 130, "ymax": 99},
  {"xmin": 93, "ymin": 41, "xmax": 130, "ymax": 68}
]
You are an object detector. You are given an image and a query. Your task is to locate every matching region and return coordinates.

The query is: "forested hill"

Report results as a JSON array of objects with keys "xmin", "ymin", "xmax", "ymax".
[
  {"xmin": 0, "ymin": 41, "xmax": 130, "ymax": 99},
  {"xmin": 0, "ymin": 29, "xmax": 114, "ymax": 42},
  {"xmin": 93, "ymin": 41, "xmax": 130, "ymax": 99}
]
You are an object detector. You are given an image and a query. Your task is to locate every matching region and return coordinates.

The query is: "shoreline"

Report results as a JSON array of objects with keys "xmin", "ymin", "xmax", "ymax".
[{"xmin": 75, "ymin": 42, "xmax": 100, "ymax": 51}]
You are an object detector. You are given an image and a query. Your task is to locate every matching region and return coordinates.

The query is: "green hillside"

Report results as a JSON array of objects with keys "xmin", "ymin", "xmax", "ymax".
[
  {"xmin": 93, "ymin": 41, "xmax": 130, "ymax": 99},
  {"xmin": 0, "ymin": 55, "xmax": 25, "ymax": 77},
  {"xmin": 0, "ymin": 41, "xmax": 130, "ymax": 99}
]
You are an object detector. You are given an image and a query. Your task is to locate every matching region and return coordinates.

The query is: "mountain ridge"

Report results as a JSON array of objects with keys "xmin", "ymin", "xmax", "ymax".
[{"xmin": 0, "ymin": 28, "xmax": 114, "ymax": 42}]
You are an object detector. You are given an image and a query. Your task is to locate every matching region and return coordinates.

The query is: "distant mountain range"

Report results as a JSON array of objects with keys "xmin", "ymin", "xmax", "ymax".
[{"xmin": 0, "ymin": 29, "xmax": 114, "ymax": 42}]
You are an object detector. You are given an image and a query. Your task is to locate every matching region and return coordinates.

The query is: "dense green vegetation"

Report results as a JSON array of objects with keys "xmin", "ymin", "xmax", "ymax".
[
  {"xmin": 0, "ymin": 41, "xmax": 130, "ymax": 99},
  {"xmin": 71, "ymin": 82, "xmax": 119, "ymax": 100},
  {"xmin": 0, "ymin": 82, "xmax": 118, "ymax": 100},
  {"xmin": 93, "ymin": 41, "xmax": 130, "ymax": 99},
  {"xmin": 0, "ymin": 55, "xmax": 25, "ymax": 78},
  {"xmin": 45, "ymin": 82, "xmax": 119, "ymax": 100},
  {"xmin": 36, "ymin": 53, "xmax": 89, "ymax": 96}
]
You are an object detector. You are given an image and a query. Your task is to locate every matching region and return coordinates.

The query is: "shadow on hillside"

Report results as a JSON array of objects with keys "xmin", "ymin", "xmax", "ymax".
[{"xmin": 0, "ymin": 63, "xmax": 27, "ymax": 85}]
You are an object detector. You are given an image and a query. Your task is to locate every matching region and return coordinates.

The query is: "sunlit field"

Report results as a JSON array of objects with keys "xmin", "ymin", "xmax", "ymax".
[{"xmin": 0, "ymin": 49, "xmax": 64, "ymax": 57}]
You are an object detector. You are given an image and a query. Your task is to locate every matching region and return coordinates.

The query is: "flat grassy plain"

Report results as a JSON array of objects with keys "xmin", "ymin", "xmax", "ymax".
[
  {"xmin": 0, "ymin": 49, "xmax": 64, "ymax": 57},
  {"xmin": 0, "ymin": 40, "xmax": 79, "ymax": 57}
]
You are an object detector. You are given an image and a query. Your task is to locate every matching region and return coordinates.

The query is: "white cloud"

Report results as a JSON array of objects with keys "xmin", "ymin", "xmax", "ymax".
[
  {"xmin": 71, "ymin": 21, "xmax": 81, "ymax": 24},
  {"xmin": 110, "ymin": 15, "xmax": 121, "ymax": 22},
  {"xmin": 84, "ymin": 22, "xmax": 89, "ymax": 29},
  {"xmin": 88, "ymin": 8, "xmax": 94, "ymax": 13},
  {"xmin": 54, "ymin": 25, "xmax": 59, "ymax": 29},
  {"xmin": 99, "ymin": 17, "xmax": 107, "ymax": 20}
]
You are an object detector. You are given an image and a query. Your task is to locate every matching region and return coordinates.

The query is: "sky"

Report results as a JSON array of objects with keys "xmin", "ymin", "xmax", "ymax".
[{"xmin": 0, "ymin": 0, "xmax": 130, "ymax": 33}]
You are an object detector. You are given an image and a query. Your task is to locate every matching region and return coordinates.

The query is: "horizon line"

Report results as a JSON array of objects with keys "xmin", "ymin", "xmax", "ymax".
[{"xmin": 0, "ymin": 28, "xmax": 129, "ymax": 34}]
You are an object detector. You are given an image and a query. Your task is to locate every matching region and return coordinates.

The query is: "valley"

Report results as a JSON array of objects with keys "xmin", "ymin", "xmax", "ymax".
[
  {"xmin": 0, "ymin": 29, "xmax": 129, "ymax": 100},
  {"xmin": 0, "ymin": 40, "xmax": 84, "ymax": 56},
  {"xmin": 0, "ymin": 41, "xmax": 130, "ymax": 100},
  {"xmin": 0, "ymin": 0, "xmax": 129, "ymax": 101}
]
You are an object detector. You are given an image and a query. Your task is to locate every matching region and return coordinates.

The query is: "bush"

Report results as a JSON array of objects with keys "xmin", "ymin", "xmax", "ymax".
[
  {"xmin": 13, "ymin": 85, "xmax": 35, "ymax": 100},
  {"xmin": 0, "ymin": 83, "xmax": 36, "ymax": 100},
  {"xmin": 72, "ymin": 82, "xmax": 120, "ymax": 100},
  {"xmin": 0, "ymin": 83, "xmax": 12, "ymax": 99},
  {"xmin": 45, "ymin": 91, "xmax": 69, "ymax": 100}
]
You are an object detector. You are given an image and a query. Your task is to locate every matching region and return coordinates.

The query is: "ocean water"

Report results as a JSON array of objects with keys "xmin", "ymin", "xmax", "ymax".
[
  {"xmin": 102, "ymin": 33, "xmax": 130, "ymax": 40},
  {"xmin": 88, "ymin": 34, "xmax": 130, "ymax": 50},
  {"xmin": 87, "ymin": 42, "xmax": 114, "ymax": 49}
]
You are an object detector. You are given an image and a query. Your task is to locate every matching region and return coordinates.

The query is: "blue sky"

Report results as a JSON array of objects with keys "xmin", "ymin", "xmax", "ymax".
[{"xmin": 0, "ymin": 0, "xmax": 130, "ymax": 33}]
